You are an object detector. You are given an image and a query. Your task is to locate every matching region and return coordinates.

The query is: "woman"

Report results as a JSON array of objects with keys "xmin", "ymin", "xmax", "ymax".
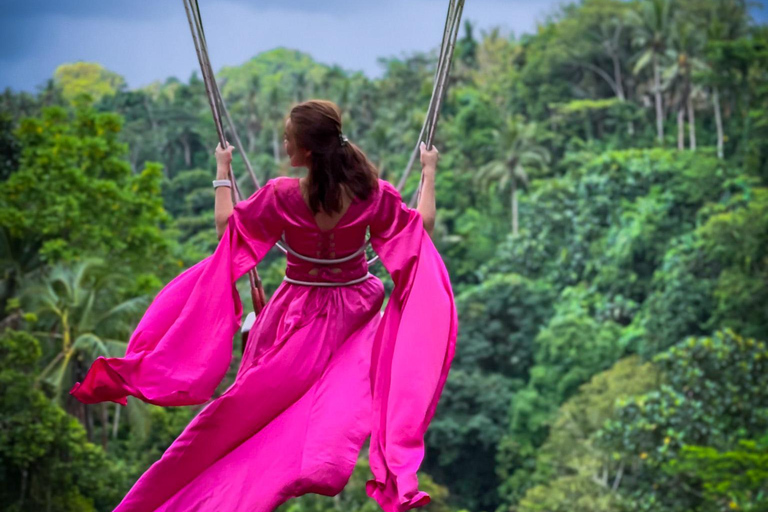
[{"xmin": 70, "ymin": 100, "xmax": 458, "ymax": 512}]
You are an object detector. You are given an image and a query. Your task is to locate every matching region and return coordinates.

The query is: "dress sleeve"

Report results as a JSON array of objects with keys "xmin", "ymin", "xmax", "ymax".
[
  {"xmin": 69, "ymin": 179, "xmax": 284, "ymax": 407},
  {"xmin": 366, "ymin": 180, "xmax": 458, "ymax": 511}
]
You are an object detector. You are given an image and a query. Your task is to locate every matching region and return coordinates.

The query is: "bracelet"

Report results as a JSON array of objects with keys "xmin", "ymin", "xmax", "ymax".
[{"xmin": 212, "ymin": 179, "xmax": 232, "ymax": 188}]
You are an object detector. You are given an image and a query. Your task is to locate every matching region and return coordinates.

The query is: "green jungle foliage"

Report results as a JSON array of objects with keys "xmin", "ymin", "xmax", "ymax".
[{"xmin": 1, "ymin": 0, "xmax": 766, "ymax": 510}]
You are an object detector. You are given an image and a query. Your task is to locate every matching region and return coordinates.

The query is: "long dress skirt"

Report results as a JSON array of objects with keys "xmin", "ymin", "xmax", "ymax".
[{"xmin": 115, "ymin": 276, "xmax": 385, "ymax": 511}]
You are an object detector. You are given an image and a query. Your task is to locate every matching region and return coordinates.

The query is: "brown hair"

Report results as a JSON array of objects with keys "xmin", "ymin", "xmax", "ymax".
[{"xmin": 288, "ymin": 99, "xmax": 379, "ymax": 215}]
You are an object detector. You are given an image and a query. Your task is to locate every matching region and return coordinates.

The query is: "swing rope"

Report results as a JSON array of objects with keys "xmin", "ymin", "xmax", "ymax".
[
  {"xmin": 369, "ymin": 0, "xmax": 464, "ymax": 265},
  {"xmin": 183, "ymin": 0, "xmax": 268, "ymax": 313},
  {"xmin": 182, "ymin": 0, "xmax": 464, "ymax": 306}
]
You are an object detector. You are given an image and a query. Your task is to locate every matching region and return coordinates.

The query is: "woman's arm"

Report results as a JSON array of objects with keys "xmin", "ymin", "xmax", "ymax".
[
  {"xmin": 417, "ymin": 167, "xmax": 436, "ymax": 237},
  {"xmin": 416, "ymin": 142, "xmax": 439, "ymax": 238},
  {"xmin": 214, "ymin": 143, "xmax": 235, "ymax": 239}
]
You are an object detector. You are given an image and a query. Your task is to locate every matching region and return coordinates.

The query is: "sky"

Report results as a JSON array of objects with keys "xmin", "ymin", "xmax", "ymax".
[{"xmin": 1, "ymin": 0, "xmax": 766, "ymax": 94}]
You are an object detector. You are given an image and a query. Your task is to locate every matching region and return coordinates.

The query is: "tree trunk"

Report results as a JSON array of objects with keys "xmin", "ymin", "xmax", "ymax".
[
  {"xmin": 713, "ymin": 87, "xmax": 724, "ymax": 159},
  {"xmin": 612, "ymin": 52, "xmax": 625, "ymax": 101},
  {"xmin": 271, "ymin": 126, "xmax": 280, "ymax": 166},
  {"xmin": 677, "ymin": 107, "xmax": 685, "ymax": 150},
  {"xmin": 609, "ymin": 39, "xmax": 630, "ymax": 138},
  {"xmin": 84, "ymin": 402, "xmax": 94, "ymax": 442},
  {"xmin": 246, "ymin": 117, "xmax": 258, "ymax": 154},
  {"xmin": 164, "ymin": 144, "xmax": 175, "ymax": 178},
  {"xmin": 686, "ymin": 68, "xmax": 696, "ymax": 151},
  {"xmin": 20, "ymin": 468, "xmax": 27, "ymax": 507},
  {"xmin": 511, "ymin": 176, "xmax": 518, "ymax": 236},
  {"xmin": 626, "ymin": 74, "xmax": 636, "ymax": 135},
  {"xmin": 112, "ymin": 402, "xmax": 121, "ymax": 439},
  {"xmin": 100, "ymin": 402, "xmax": 109, "ymax": 452},
  {"xmin": 653, "ymin": 53, "xmax": 664, "ymax": 144},
  {"xmin": 687, "ymin": 93, "xmax": 696, "ymax": 151},
  {"xmin": 181, "ymin": 135, "xmax": 192, "ymax": 168},
  {"xmin": 612, "ymin": 460, "xmax": 625, "ymax": 491},
  {"xmin": 143, "ymin": 95, "xmax": 163, "ymax": 158}
]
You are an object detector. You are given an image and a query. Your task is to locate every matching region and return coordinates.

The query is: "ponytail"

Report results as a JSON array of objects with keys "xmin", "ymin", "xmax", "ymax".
[{"xmin": 289, "ymin": 100, "xmax": 379, "ymax": 215}]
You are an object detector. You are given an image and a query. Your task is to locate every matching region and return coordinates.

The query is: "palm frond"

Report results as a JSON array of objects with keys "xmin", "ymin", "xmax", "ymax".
[
  {"xmin": 126, "ymin": 399, "xmax": 152, "ymax": 443},
  {"xmin": 72, "ymin": 333, "xmax": 109, "ymax": 361},
  {"xmin": 93, "ymin": 296, "xmax": 151, "ymax": 330}
]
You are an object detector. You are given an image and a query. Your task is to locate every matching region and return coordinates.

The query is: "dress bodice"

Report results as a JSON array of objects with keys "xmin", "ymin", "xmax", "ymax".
[{"xmin": 274, "ymin": 177, "xmax": 374, "ymax": 284}]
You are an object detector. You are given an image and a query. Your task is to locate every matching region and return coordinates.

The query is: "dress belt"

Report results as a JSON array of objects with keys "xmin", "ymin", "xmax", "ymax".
[
  {"xmin": 283, "ymin": 272, "xmax": 374, "ymax": 287},
  {"xmin": 280, "ymin": 233, "xmax": 372, "ymax": 287}
]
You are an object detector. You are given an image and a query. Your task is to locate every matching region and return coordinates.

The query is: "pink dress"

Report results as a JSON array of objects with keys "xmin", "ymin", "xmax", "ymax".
[{"xmin": 70, "ymin": 177, "xmax": 458, "ymax": 512}]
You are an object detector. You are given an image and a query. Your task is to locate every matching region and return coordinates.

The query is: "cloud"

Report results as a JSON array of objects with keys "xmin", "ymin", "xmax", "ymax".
[
  {"xmin": 0, "ymin": 0, "xmax": 565, "ymax": 92},
  {"xmin": 1, "ymin": 0, "xmax": 176, "ymax": 20}
]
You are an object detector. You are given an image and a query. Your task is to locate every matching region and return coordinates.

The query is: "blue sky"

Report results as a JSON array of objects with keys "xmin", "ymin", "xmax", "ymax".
[{"xmin": 0, "ymin": 0, "xmax": 766, "ymax": 93}]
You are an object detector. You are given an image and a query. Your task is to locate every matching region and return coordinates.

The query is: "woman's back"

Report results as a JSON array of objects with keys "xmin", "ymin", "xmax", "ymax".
[{"xmin": 298, "ymin": 177, "xmax": 356, "ymax": 231}]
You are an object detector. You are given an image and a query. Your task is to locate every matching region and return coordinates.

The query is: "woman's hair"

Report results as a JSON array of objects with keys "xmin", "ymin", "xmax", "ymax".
[{"xmin": 288, "ymin": 99, "xmax": 379, "ymax": 215}]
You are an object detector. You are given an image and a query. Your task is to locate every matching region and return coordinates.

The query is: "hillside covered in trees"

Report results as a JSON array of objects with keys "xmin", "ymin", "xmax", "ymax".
[{"xmin": 1, "ymin": 0, "xmax": 767, "ymax": 511}]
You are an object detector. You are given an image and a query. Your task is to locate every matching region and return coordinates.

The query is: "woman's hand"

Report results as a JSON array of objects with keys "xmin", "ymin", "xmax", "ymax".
[
  {"xmin": 215, "ymin": 141, "xmax": 234, "ymax": 170},
  {"xmin": 420, "ymin": 141, "xmax": 439, "ymax": 171}
]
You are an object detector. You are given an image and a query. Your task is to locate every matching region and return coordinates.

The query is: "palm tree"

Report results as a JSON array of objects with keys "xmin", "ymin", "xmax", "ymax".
[
  {"xmin": 570, "ymin": 1, "xmax": 633, "ymax": 134},
  {"xmin": 230, "ymin": 75, "xmax": 264, "ymax": 155},
  {"xmin": 264, "ymin": 86, "xmax": 286, "ymax": 168},
  {"xmin": 474, "ymin": 115, "xmax": 550, "ymax": 235},
  {"xmin": 663, "ymin": 19, "xmax": 707, "ymax": 151},
  {"xmin": 20, "ymin": 257, "xmax": 151, "ymax": 450},
  {"xmin": 628, "ymin": 0, "xmax": 675, "ymax": 144},
  {"xmin": 701, "ymin": 0, "xmax": 751, "ymax": 159}
]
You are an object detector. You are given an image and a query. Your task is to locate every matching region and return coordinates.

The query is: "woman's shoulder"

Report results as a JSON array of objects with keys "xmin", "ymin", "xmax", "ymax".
[
  {"xmin": 370, "ymin": 178, "xmax": 411, "ymax": 221},
  {"xmin": 375, "ymin": 178, "xmax": 403, "ymax": 201},
  {"xmin": 264, "ymin": 176, "xmax": 295, "ymax": 189},
  {"xmin": 261, "ymin": 176, "xmax": 297, "ymax": 201}
]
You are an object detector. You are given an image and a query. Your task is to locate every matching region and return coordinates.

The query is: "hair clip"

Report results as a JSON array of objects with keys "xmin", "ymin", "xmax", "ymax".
[{"xmin": 338, "ymin": 132, "xmax": 349, "ymax": 147}]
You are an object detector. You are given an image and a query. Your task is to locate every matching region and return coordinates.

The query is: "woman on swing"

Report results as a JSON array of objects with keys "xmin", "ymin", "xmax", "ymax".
[{"xmin": 70, "ymin": 99, "xmax": 458, "ymax": 512}]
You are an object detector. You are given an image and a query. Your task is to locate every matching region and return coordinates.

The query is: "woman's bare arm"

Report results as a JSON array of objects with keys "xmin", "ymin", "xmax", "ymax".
[
  {"xmin": 417, "ymin": 167, "xmax": 436, "ymax": 237},
  {"xmin": 214, "ymin": 143, "xmax": 235, "ymax": 239},
  {"xmin": 214, "ymin": 177, "xmax": 234, "ymax": 239},
  {"xmin": 416, "ymin": 142, "xmax": 439, "ymax": 238}
]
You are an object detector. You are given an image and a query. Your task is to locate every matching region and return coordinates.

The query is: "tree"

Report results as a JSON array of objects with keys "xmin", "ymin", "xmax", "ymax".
[
  {"xmin": 0, "ymin": 329, "xmax": 126, "ymax": 511},
  {"xmin": 663, "ymin": 437, "xmax": 768, "ymax": 512},
  {"xmin": 558, "ymin": 0, "xmax": 636, "ymax": 134},
  {"xmin": 19, "ymin": 258, "xmax": 151, "ymax": 449},
  {"xmin": 0, "ymin": 105, "xmax": 175, "ymax": 292},
  {"xmin": 161, "ymin": 74, "xmax": 208, "ymax": 174},
  {"xmin": 629, "ymin": 0, "xmax": 675, "ymax": 144},
  {"xmin": 474, "ymin": 114, "xmax": 550, "ymax": 234},
  {"xmin": 499, "ymin": 284, "xmax": 627, "ymax": 506},
  {"xmin": 424, "ymin": 273, "xmax": 554, "ymax": 510},
  {"xmin": 53, "ymin": 62, "xmax": 126, "ymax": 105},
  {"xmin": 676, "ymin": 0, "xmax": 751, "ymax": 158},
  {"xmin": 0, "ymin": 112, "xmax": 20, "ymax": 181},
  {"xmin": 514, "ymin": 356, "xmax": 660, "ymax": 512},
  {"xmin": 663, "ymin": 19, "xmax": 707, "ymax": 150},
  {"xmin": 596, "ymin": 329, "xmax": 768, "ymax": 511}
]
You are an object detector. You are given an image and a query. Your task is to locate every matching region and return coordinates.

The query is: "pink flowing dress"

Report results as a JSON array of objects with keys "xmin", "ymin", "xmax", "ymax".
[{"xmin": 69, "ymin": 176, "xmax": 458, "ymax": 512}]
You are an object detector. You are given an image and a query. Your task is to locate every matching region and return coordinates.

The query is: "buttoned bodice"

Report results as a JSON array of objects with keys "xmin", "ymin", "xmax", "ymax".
[{"xmin": 276, "ymin": 178, "xmax": 374, "ymax": 285}]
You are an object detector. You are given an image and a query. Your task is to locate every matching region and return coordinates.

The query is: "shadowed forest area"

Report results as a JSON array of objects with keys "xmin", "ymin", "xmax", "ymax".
[{"xmin": 1, "ymin": 0, "xmax": 767, "ymax": 511}]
